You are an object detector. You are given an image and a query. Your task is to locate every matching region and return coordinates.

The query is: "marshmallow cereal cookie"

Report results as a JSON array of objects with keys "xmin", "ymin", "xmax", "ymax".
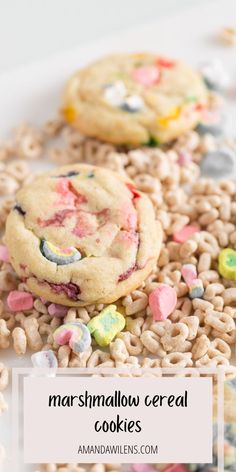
[
  {"xmin": 5, "ymin": 164, "xmax": 162, "ymax": 306},
  {"xmin": 62, "ymin": 52, "xmax": 208, "ymax": 145}
]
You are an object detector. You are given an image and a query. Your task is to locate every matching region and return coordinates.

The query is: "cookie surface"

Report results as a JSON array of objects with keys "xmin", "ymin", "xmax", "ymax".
[
  {"xmin": 6, "ymin": 164, "xmax": 162, "ymax": 306},
  {"xmin": 62, "ymin": 52, "xmax": 208, "ymax": 145}
]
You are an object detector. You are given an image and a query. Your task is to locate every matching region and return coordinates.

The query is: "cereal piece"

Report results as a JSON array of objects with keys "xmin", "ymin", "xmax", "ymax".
[
  {"xmin": 69, "ymin": 347, "xmax": 92, "ymax": 368},
  {"xmin": 0, "ymin": 270, "xmax": 17, "ymax": 291},
  {"xmin": 57, "ymin": 345, "xmax": 71, "ymax": 367},
  {"xmin": 7, "ymin": 290, "xmax": 33, "ymax": 311},
  {"xmin": 219, "ymin": 26, "xmax": 236, "ymax": 46},
  {"xmin": 219, "ymin": 248, "xmax": 236, "ymax": 281},
  {"xmin": 87, "ymin": 305, "xmax": 125, "ymax": 347},
  {"xmin": 48, "ymin": 303, "xmax": 68, "ymax": 317},
  {"xmin": 118, "ymin": 331, "xmax": 145, "ymax": 361},
  {"xmin": 24, "ymin": 318, "xmax": 43, "ymax": 351},
  {"xmin": 140, "ymin": 330, "xmax": 166, "ymax": 356},
  {"xmin": 0, "ymin": 393, "xmax": 8, "ymax": 415},
  {"xmin": 53, "ymin": 321, "xmax": 91, "ymax": 353},
  {"xmin": 161, "ymin": 322, "xmax": 189, "ymax": 351},
  {"xmin": 209, "ymin": 338, "xmax": 231, "ymax": 360},
  {"xmin": 0, "ymin": 172, "xmax": 19, "ymax": 195},
  {"xmin": 0, "ymin": 320, "xmax": 10, "ymax": 349},
  {"xmin": 12, "ymin": 327, "xmax": 27, "ymax": 355},
  {"xmin": 31, "ymin": 350, "xmax": 58, "ymax": 368},
  {"xmin": 0, "ymin": 244, "xmax": 9, "ymax": 263},
  {"xmin": 148, "ymin": 284, "xmax": 177, "ymax": 321},
  {"xmin": 205, "ymin": 310, "xmax": 235, "ymax": 332},
  {"xmin": 161, "ymin": 352, "xmax": 193, "ymax": 368},
  {"xmin": 223, "ymin": 287, "xmax": 236, "ymax": 305},
  {"xmin": 181, "ymin": 316, "xmax": 199, "ymax": 340},
  {"xmin": 6, "ymin": 159, "xmax": 29, "ymax": 181},
  {"xmin": 0, "ymin": 363, "xmax": 9, "ymax": 391},
  {"xmin": 173, "ymin": 225, "xmax": 199, "ymax": 243},
  {"xmin": 192, "ymin": 334, "xmax": 211, "ymax": 360},
  {"xmin": 110, "ymin": 338, "xmax": 129, "ymax": 362}
]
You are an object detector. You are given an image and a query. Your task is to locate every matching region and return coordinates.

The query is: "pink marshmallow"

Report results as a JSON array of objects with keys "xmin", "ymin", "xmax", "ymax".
[
  {"xmin": 7, "ymin": 290, "xmax": 33, "ymax": 312},
  {"xmin": 40, "ymin": 297, "xmax": 48, "ymax": 304},
  {"xmin": 164, "ymin": 465, "xmax": 187, "ymax": 472},
  {"xmin": 131, "ymin": 465, "xmax": 155, "ymax": 472},
  {"xmin": 132, "ymin": 65, "xmax": 160, "ymax": 86},
  {"xmin": 149, "ymin": 284, "xmax": 177, "ymax": 321},
  {"xmin": 173, "ymin": 225, "xmax": 199, "ymax": 243},
  {"xmin": 177, "ymin": 150, "xmax": 192, "ymax": 166},
  {"xmin": 181, "ymin": 263, "xmax": 197, "ymax": 286},
  {"xmin": 0, "ymin": 245, "xmax": 10, "ymax": 263},
  {"xmin": 48, "ymin": 303, "xmax": 68, "ymax": 317}
]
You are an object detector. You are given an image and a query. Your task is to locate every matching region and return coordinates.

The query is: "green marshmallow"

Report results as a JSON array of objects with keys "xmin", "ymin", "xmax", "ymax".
[{"xmin": 87, "ymin": 305, "xmax": 125, "ymax": 347}]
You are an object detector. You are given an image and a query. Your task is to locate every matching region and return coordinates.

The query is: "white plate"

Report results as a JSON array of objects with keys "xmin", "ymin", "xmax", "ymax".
[{"xmin": 1, "ymin": 1, "xmax": 236, "ymax": 470}]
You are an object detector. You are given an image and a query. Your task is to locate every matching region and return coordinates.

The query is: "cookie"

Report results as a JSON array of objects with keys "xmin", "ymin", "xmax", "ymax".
[
  {"xmin": 62, "ymin": 52, "xmax": 208, "ymax": 146},
  {"xmin": 6, "ymin": 164, "xmax": 162, "ymax": 306}
]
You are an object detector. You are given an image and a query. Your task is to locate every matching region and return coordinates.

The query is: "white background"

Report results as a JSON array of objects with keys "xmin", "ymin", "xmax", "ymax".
[{"xmin": 0, "ymin": 0, "xmax": 209, "ymax": 73}]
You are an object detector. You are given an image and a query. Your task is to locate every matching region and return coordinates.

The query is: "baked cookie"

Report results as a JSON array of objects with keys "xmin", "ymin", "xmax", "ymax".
[
  {"xmin": 6, "ymin": 164, "xmax": 162, "ymax": 306},
  {"xmin": 62, "ymin": 52, "xmax": 208, "ymax": 146}
]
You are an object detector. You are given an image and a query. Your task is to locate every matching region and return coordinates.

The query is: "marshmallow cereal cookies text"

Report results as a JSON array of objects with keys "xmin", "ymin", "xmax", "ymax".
[
  {"xmin": 5, "ymin": 164, "xmax": 162, "ymax": 306},
  {"xmin": 62, "ymin": 53, "xmax": 208, "ymax": 146}
]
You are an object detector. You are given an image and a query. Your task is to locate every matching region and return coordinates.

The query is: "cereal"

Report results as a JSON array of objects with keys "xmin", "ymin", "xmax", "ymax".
[
  {"xmin": 205, "ymin": 310, "xmax": 235, "ymax": 332},
  {"xmin": 219, "ymin": 26, "xmax": 236, "ymax": 46},
  {"xmin": 53, "ymin": 322, "xmax": 91, "ymax": 353},
  {"xmin": 0, "ymin": 320, "xmax": 10, "ymax": 349},
  {"xmin": 87, "ymin": 305, "xmax": 125, "ymax": 347},
  {"xmin": 12, "ymin": 326, "xmax": 27, "ymax": 355},
  {"xmin": 148, "ymin": 284, "xmax": 177, "ymax": 321},
  {"xmin": 24, "ymin": 318, "xmax": 43, "ymax": 351},
  {"xmin": 0, "ymin": 393, "xmax": 8, "ymax": 415},
  {"xmin": 192, "ymin": 334, "xmax": 211, "ymax": 360},
  {"xmin": 7, "ymin": 290, "xmax": 34, "ymax": 311},
  {"xmin": 161, "ymin": 352, "xmax": 193, "ymax": 368},
  {"xmin": 223, "ymin": 287, "xmax": 236, "ymax": 305},
  {"xmin": 140, "ymin": 330, "xmax": 166, "ymax": 356},
  {"xmin": 110, "ymin": 338, "xmax": 129, "ymax": 362},
  {"xmin": 161, "ymin": 322, "xmax": 189, "ymax": 352},
  {"xmin": 0, "ymin": 363, "xmax": 9, "ymax": 391}
]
